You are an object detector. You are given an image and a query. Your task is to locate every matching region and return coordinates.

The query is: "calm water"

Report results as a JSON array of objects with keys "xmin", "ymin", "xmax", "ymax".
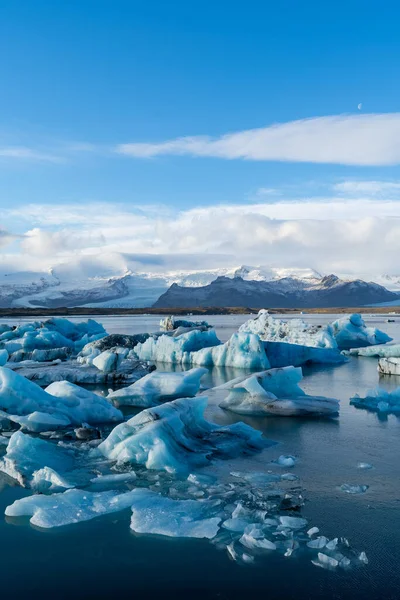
[{"xmin": 0, "ymin": 313, "xmax": 400, "ymax": 599}]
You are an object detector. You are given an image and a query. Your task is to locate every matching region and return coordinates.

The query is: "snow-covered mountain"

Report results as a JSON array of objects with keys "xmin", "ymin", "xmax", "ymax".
[{"xmin": 0, "ymin": 264, "xmax": 398, "ymax": 308}]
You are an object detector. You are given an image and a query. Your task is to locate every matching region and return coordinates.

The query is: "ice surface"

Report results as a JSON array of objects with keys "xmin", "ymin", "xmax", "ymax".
[
  {"xmin": 191, "ymin": 333, "xmax": 271, "ymax": 370},
  {"xmin": 160, "ymin": 316, "xmax": 210, "ymax": 331},
  {"xmin": 350, "ymin": 387, "xmax": 400, "ymax": 414},
  {"xmin": 345, "ymin": 343, "xmax": 400, "ymax": 358},
  {"xmin": 264, "ymin": 341, "xmax": 346, "ymax": 368},
  {"xmin": 5, "ymin": 488, "xmax": 138, "ymax": 528},
  {"xmin": 0, "ymin": 367, "xmax": 122, "ymax": 428},
  {"xmin": 130, "ymin": 488, "xmax": 221, "ymax": 539},
  {"xmin": 0, "ymin": 431, "xmax": 76, "ymax": 487},
  {"xmin": 0, "ymin": 349, "xmax": 9, "ymax": 366},
  {"xmin": 108, "ymin": 367, "xmax": 208, "ymax": 407},
  {"xmin": 98, "ymin": 396, "xmax": 267, "ymax": 473},
  {"xmin": 340, "ymin": 484, "xmax": 369, "ymax": 494},
  {"xmin": 135, "ymin": 329, "xmax": 220, "ymax": 364},
  {"xmin": 378, "ymin": 357, "xmax": 400, "ymax": 376},
  {"xmin": 4, "ymin": 411, "xmax": 71, "ymax": 433},
  {"xmin": 328, "ymin": 313, "xmax": 392, "ymax": 350},
  {"xmin": 239, "ymin": 310, "xmax": 337, "ymax": 348},
  {"xmin": 219, "ymin": 367, "xmax": 339, "ymax": 417}
]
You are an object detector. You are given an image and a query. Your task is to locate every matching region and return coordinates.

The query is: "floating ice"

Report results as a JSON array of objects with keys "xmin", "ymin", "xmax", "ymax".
[
  {"xmin": 307, "ymin": 536, "xmax": 328, "ymax": 548},
  {"xmin": 358, "ymin": 551, "xmax": 369, "ymax": 564},
  {"xmin": 357, "ymin": 462, "xmax": 373, "ymax": 470},
  {"xmin": 239, "ymin": 532, "xmax": 277, "ymax": 551},
  {"xmin": 0, "ymin": 431, "xmax": 76, "ymax": 487},
  {"xmin": 98, "ymin": 396, "xmax": 267, "ymax": 473},
  {"xmin": 0, "ymin": 349, "xmax": 9, "ymax": 366},
  {"xmin": 219, "ymin": 366, "xmax": 339, "ymax": 417},
  {"xmin": 307, "ymin": 526, "xmax": 320, "ymax": 537},
  {"xmin": 5, "ymin": 488, "xmax": 138, "ymax": 528},
  {"xmin": 350, "ymin": 387, "xmax": 400, "ymax": 415},
  {"xmin": 378, "ymin": 357, "xmax": 400, "ymax": 376},
  {"xmin": 345, "ymin": 343, "xmax": 400, "ymax": 358},
  {"xmin": 328, "ymin": 313, "xmax": 392, "ymax": 350},
  {"xmin": 279, "ymin": 516, "xmax": 307, "ymax": 529},
  {"xmin": 0, "ymin": 367, "xmax": 122, "ymax": 428},
  {"xmin": 130, "ymin": 488, "xmax": 221, "ymax": 539},
  {"xmin": 108, "ymin": 367, "xmax": 208, "ymax": 407},
  {"xmin": 276, "ymin": 455, "xmax": 297, "ymax": 467},
  {"xmin": 340, "ymin": 484, "xmax": 369, "ymax": 494},
  {"xmin": 160, "ymin": 316, "xmax": 210, "ymax": 331},
  {"xmin": 239, "ymin": 310, "xmax": 337, "ymax": 348},
  {"xmin": 191, "ymin": 333, "xmax": 270, "ymax": 370},
  {"xmin": 264, "ymin": 341, "xmax": 346, "ymax": 368},
  {"xmin": 135, "ymin": 329, "xmax": 220, "ymax": 364}
]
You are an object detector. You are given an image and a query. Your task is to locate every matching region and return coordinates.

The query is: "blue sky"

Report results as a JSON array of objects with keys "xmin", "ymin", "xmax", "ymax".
[{"xmin": 1, "ymin": 0, "xmax": 400, "ymax": 276}]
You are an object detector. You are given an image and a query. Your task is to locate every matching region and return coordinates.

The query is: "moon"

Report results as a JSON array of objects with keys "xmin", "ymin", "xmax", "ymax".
[{"xmin": 357, "ymin": 103, "xmax": 362, "ymax": 110}]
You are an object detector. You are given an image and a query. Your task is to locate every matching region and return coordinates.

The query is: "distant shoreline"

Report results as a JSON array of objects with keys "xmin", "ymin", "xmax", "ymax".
[{"xmin": 0, "ymin": 305, "xmax": 399, "ymax": 318}]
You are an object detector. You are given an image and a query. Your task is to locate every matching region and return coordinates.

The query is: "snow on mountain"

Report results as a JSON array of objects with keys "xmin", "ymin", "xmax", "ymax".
[{"xmin": 0, "ymin": 263, "xmax": 398, "ymax": 308}]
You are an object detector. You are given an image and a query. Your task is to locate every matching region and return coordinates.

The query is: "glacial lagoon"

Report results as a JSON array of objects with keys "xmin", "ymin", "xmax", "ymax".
[{"xmin": 0, "ymin": 313, "xmax": 399, "ymax": 599}]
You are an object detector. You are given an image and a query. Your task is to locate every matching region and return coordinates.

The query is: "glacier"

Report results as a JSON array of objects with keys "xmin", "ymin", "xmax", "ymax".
[
  {"xmin": 328, "ymin": 313, "xmax": 392, "ymax": 350},
  {"xmin": 219, "ymin": 366, "xmax": 339, "ymax": 417},
  {"xmin": 107, "ymin": 367, "xmax": 208, "ymax": 407},
  {"xmin": 239, "ymin": 310, "xmax": 337, "ymax": 348},
  {"xmin": 97, "ymin": 396, "xmax": 267, "ymax": 473},
  {"xmin": 350, "ymin": 387, "xmax": 400, "ymax": 414}
]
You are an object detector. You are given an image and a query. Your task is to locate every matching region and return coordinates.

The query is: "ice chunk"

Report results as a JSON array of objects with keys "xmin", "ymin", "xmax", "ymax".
[
  {"xmin": 134, "ymin": 329, "xmax": 220, "ymax": 364},
  {"xmin": 0, "ymin": 431, "xmax": 76, "ymax": 487},
  {"xmin": 5, "ymin": 488, "xmax": 137, "ymax": 528},
  {"xmin": 0, "ymin": 349, "xmax": 9, "ymax": 366},
  {"xmin": 219, "ymin": 366, "xmax": 339, "ymax": 417},
  {"xmin": 239, "ymin": 532, "xmax": 277, "ymax": 551},
  {"xmin": 307, "ymin": 536, "xmax": 328, "ymax": 548},
  {"xmin": 31, "ymin": 466, "xmax": 75, "ymax": 493},
  {"xmin": 191, "ymin": 333, "xmax": 270, "ymax": 370},
  {"xmin": 307, "ymin": 527, "xmax": 320, "ymax": 537},
  {"xmin": 345, "ymin": 343, "xmax": 400, "ymax": 358},
  {"xmin": 358, "ymin": 551, "xmax": 368, "ymax": 564},
  {"xmin": 130, "ymin": 489, "xmax": 221, "ymax": 539},
  {"xmin": 357, "ymin": 462, "xmax": 373, "ymax": 470},
  {"xmin": 328, "ymin": 313, "xmax": 392, "ymax": 350},
  {"xmin": 340, "ymin": 484, "xmax": 369, "ymax": 494},
  {"xmin": 108, "ymin": 368, "xmax": 207, "ymax": 407},
  {"xmin": 350, "ymin": 387, "xmax": 400, "ymax": 415},
  {"xmin": 317, "ymin": 552, "xmax": 339, "ymax": 568},
  {"xmin": 378, "ymin": 357, "xmax": 400, "ymax": 376},
  {"xmin": 92, "ymin": 348, "xmax": 130, "ymax": 373},
  {"xmin": 98, "ymin": 396, "xmax": 267, "ymax": 473},
  {"xmin": 0, "ymin": 368, "xmax": 122, "ymax": 428},
  {"xmin": 264, "ymin": 341, "xmax": 346, "ymax": 368},
  {"xmin": 222, "ymin": 518, "xmax": 250, "ymax": 532},
  {"xmin": 276, "ymin": 455, "xmax": 297, "ymax": 467},
  {"xmin": 6, "ymin": 411, "xmax": 71, "ymax": 433},
  {"xmin": 279, "ymin": 516, "xmax": 307, "ymax": 529},
  {"xmin": 160, "ymin": 316, "xmax": 210, "ymax": 331},
  {"xmin": 239, "ymin": 310, "xmax": 337, "ymax": 349}
]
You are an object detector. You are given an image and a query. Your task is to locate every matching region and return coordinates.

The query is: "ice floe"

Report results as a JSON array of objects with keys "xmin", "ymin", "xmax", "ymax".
[
  {"xmin": 344, "ymin": 343, "xmax": 400, "ymax": 358},
  {"xmin": 328, "ymin": 313, "xmax": 392, "ymax": 350},
  {"xmin": 378, "ymin": 357, "xmax": 400, "ymax": 376},
  {"xmin": 219, "ymin": 366, "xmax": 339, "ymax": 417},
  {"xmin": 98, "ymin": 396, "xmax": 267, "ymax": 473},
  {"xmin": 350, "ymin": 387, "xmax": 400, "ymax": 414},
  {"xmin": 108, "ymin": 367, "xmax": 207, "ymax": 407}
]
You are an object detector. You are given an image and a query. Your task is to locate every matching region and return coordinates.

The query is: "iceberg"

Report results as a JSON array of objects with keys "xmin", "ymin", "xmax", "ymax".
[
  {"xmin": 98, "ymin": 396, "xmax": 267, "ymax": 473},
  {"xmin": 0, "ymin": 349, "xmax": 8, "ymax": 366},
  {"xmin": 160, "ymin": 316, "xmax": 210, "ymax": 331},
  {"xmin": 219, "ymin": 367, "xmax": 339, "ymax": 417},
  {"xmin": 5, "ymin": 488, "xmax": 138, "ymax": 528},
  {"xmin": 0, "ymin": 367, "xmax": 122, "ymax": 428},
  {"xmin": 134, "ymin": 329, "xmax": 220, "ymax": 364},
  {"xmin": 264, "ymin": 341, "xmax": 346, "ymax": 368},
  {"xmin": 378, "ymin": 357, "xmax": 400, "ymax": 376},
  {"xmin": 239, "ymin": 310, "xmax": 337, "ymax": 348},
  {"xmin": 350, "ymin": 387, "xmax": 400, "ymax": 414},
  {"xmin": 328, "ymin": 314, "xmax": 392, "ymax": 350},
  {"xmin": 344, "ymin": 343, "xmax": 400, "ymax": 358},
  {"xmin": 191, "ymin": 333, "xmax": 270, "ymax": 370},
  {"xmin": 130, "ymin": 488, "xmax": 221, "ymax": 539},
  {"xmin": 0, "ymin": 431, "xmax": 77, "ymax": 487},
  {"xmin": 108, "ymin": 367, "xmax": 207, "ymax": 407}
]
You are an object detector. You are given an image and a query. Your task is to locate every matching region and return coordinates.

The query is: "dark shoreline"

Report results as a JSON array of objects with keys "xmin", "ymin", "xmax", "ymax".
[{"xmin": 0, "ymin": 305, "xmax": 399, "ymax": 318}]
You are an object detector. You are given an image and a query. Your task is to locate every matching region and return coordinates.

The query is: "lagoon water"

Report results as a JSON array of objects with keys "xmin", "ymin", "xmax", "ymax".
[{"xmin": 1, "ymin": 314, "xmax": 400, "ymax": 599}]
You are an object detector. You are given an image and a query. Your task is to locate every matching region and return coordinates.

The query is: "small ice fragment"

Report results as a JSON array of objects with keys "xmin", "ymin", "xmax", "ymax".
[
  {"xmin": 307, "ymin": 536, "xmax": 328, "ymax": 549},
  {"xmin": 222, "ymin": 518, "xmax": 249, "ymax": 532},
  {"xmin": 358, "ymin": 551, "xmax": 368, "ymax": 564},
  {"xmin": 277, "ymin": 455, "xmax": 297, "ymax": 467},
  {"xmin": 307, "ymin": 526, "xmax": 319, "ymax": 537},
  {"xmin": 226, "ymin": 543, "xmax": 239, "ymax": 562},
  {"xmin": 281, "ymin": 473, "xmax": 299, "ymax": 481},
  {"xmin": 340, "ymin": 484, "xmax": 369, "ymax": 494},
  {"xmin": 242, "ymin": 553, "xmax": 254, "ymax": 564},
  {"xmin": 340, "ymin": 557, "xmax": 351, "ymax": 568},
  {"xmin": 357, "ymin": 462, "xmax": 373, "ymax": 470},
  {"xmin": 317, "ymin": 552, "xmax": 339, "ymax": 568},
  {"xmin": 326, "ymin": 538, "xmax": 338, "ymax": 550},
  {"xmin": 279, "ymin": 516, "xmax": 307, "ymax": 529},
  {"xmin": 239, "ymin": 533, "xmax": 276, "ymax": 551}
]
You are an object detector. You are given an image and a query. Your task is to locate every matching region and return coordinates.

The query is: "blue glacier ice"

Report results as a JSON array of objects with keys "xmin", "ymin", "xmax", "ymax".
[
  {"xmin": 108, "ymin": 367, "xmax": 207, "ymax": 407},
  {"xmin": 98, "ymin": 396, "xmax": 267, "ymax": 473},
  {"xmin": 134, "ymin": 329, "xmax": 220, "ymax": 363},
  {"xmin": 264, "ymin": 341, "xmax": 346, "ymax": 368},
  {"xmin": 328, "ymin": 313, "xmax": 392, "ymax": 350},
  {"xmin": 219, "ymin": 366, "xmax": 339, "ymax": 417},
  {"xmin": 350, "ymin": 387, "xmax": 400, "ymax": 414}
]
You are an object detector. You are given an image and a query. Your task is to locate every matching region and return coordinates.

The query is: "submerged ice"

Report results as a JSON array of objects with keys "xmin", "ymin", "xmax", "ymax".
[{"xmin": 350, "ymin": 387, "xmax": 400, "ymax": 414}]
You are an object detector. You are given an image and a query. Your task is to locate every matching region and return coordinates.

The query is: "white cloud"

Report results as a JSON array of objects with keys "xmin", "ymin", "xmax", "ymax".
[
  {"xmin": 0, "ymin": 146, "xmax": 64, "ymax": 163},
  {"xmin": 115, "ymin": 113, "xmax": 400, "ymax": 166},
  {"xmin": 4, "ymin": 196, "xmax": 400, "ymax": 277},
  {"xmin": 334, "ymin": 180, "xmax": 400, "ymax": 195}
]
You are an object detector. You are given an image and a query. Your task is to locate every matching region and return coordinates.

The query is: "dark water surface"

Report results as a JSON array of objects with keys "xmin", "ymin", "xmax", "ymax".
[{"xmin": 0, "ymin": 313, "xmax": 399, "ymax": 599}]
